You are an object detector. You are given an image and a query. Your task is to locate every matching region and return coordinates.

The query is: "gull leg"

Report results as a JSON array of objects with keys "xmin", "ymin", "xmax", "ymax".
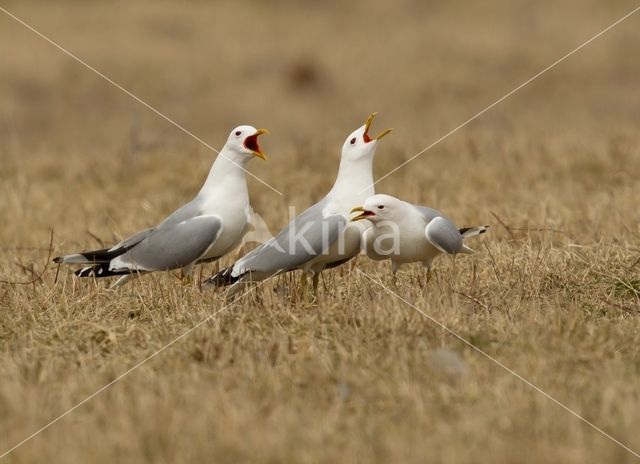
[
  {"xmin": 422, "ymin": 257, "xmax": 436, "ymax": 284},
  {"xmin": 421, "ymin": 263, "xmax": 433, "ymax": 284},
  {"xmin": 299, "ymin": 272, "xmax": 309, "ymax": 301},
  {"xmin": 299, "ymin": 271, "xmax": 318, "ymax": 304},
  {"xmin": 224, "ymin": 282, "xmax": 245, "ymax": 302},
  {"xmin": 181, "ymin": 264, "xmax": 195, "ymax": 286},
  {"xmin": 427, "ymin": 267, "xmax": 441, "ymax": 284},
  {"xmin": 312, "ymin": 271, "xmax": 320, "ymax": 301},
  {"xmin": 451, "ymin": 254, "xmax": 457, "ymax": 280},
  {"xmin": 390, "ymin": 261, "xmax": 400, "ymax": 287}
]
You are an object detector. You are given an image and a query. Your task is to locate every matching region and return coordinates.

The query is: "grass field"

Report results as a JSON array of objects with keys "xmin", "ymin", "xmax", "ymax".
[{"xmin": 1, "ymin": 0, "xmax": 640, "ymax": 462}]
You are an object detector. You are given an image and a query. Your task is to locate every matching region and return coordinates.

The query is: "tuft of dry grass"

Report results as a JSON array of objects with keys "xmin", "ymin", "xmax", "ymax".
[{"xmin": 1, "ymin": 0, "xmax": 640, "ymax": 462}]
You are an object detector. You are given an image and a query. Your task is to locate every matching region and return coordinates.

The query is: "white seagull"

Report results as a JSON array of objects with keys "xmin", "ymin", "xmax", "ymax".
[
  {"xmin": 351, "ymin": 194, "xmax": 488, "ymax": 276},
  {"xmin": 54, "ymin": 125, "xmax": 268, "ymax": 288},
  {"xmin": 206, "ymin": 113, "xmax": 392, "ymax": 296}
]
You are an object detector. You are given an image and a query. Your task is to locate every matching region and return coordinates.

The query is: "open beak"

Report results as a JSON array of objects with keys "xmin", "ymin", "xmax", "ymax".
[
  {"xmin": 244, "ymin": 128, "xmax": 269, "ymax": 160},
  {"xmin": 363, "ymin": 112, "xmax": 393, "ymax": 143},
  {"xmin": 350, "ymin": 206, "xmax": 376, "ymax": 221}
]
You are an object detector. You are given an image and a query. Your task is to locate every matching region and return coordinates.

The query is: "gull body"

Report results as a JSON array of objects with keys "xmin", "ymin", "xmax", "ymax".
[
  {"xmin": 208, "ymin": 113, "xmax": 392, "ymax": 295},
  {"xmin": 352, "ymin": 194, "xmax": 488, "ymax": 274},
  {"xmin": 300, "ymin": 134, "xmax": 379, "ymax": 273},
  {"xmin": 54, "ymin": 126, "xmax": 268, "ymax": 287}
]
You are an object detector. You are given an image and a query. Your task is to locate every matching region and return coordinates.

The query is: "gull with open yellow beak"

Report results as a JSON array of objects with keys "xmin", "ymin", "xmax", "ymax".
[
  {"xmin": 206, "ymin": 113, "xmax": 392, "ymax": 297},
  {"xmin": 54, "ymin": 125, "xmax": 269, "ymax": 288}
]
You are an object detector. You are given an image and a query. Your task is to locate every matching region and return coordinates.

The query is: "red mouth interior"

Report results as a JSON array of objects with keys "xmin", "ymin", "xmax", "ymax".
[
  {"xmin": 363, "ymin": 130, "xmax": 372, "ymax": 143},
  {"xmin": 244, "ymin": 134, "xmax": 261, "ymax": 153},
  {"xmin": 361, "ymin": 210, "xmax": 375, "ymax": 216}
]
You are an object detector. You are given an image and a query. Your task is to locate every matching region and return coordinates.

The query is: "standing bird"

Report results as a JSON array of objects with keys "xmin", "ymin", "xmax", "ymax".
[
  {"xmin": 206, "ymin": 113, "xmax": 392, "ymax": 297},
  {"xmin": 351, "ymin": 194, "xmax": 488, "ymax": 277},
  {"xmin": 54, "ymin": 126, "xmax": 268, "ymax": 288}
]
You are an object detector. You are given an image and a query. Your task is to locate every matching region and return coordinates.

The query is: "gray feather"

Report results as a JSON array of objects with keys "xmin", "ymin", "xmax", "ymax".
[
  {"xmin": 413, "ymin": 205, "xmax": 443, "ymax": 223},
  {"xmin": 109, "ymin": 227, "xmax": 155, "ymax": 251},
  {"xmin": 54, "ymin": 199, "xmax": 204, "ymax": 265},
  {"xmin": 113, "ymin": 215, "xmax": 222, "ymax": 271},
  {"xmin": 425, "ymin": 216, "xmax": 464, "ymax": 254},
  {"xmin": 155, "ymin": 198, "xmax": 205, "ymax": 229},
  {"xmin": 111, "ymin": 198, "xmax": 205, "ymax": 253},
  {"xmin": 231, "ymin": 200, "xmax": 345, "ymax": 277}
]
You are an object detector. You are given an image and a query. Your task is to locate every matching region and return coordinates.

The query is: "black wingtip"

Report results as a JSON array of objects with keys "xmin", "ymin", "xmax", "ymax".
[
  {"xmin": 204, "ymin": 266, "xmax": 239, "ymax": 287},
  {"xmin": 75, "ymin": 263, "xmax": 130, "ymax": 278},
  {"xmin": 75, "ymin": 266, "xmax": 96, "ymax": 277},
  {"xmin": 53, "ymin": 256, "xmax": 63, "ymax": 264},
  {"xmin": 459, "ymin": 225, "xmax": 490, "ymax": 238}
]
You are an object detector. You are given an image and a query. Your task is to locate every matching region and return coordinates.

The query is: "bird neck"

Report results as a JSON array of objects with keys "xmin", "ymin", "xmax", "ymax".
[
  {"xmin": 198, "ymin": 148, "xmax": 249, "ymax": 197},
  {"xmin": 329, "ymin": 155, "xmax": 375, "ymax": 201}
]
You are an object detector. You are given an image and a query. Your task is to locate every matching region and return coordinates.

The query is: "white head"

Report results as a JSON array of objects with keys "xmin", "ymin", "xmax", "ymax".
[
  {"xmin": 223, "ymin": 125, "xmax": 269, "ymax": 162},
  {"xmin": 340, "ymin": 113, "xmax": 392, "ymax": 162},
  {"xmin": 350, "ymin": 194, "xmax": 405, "ymax": 223}
]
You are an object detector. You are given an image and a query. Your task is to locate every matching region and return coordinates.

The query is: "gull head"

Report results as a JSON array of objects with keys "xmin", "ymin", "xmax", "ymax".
[
  {"xmin": 341, "ymin": 112, "xmax": 392, "ymax": 161},
  {"xmin": 225, "ymin": 125, "xmax": 269, "ymax": 161},
  {"xmin": 350, "ymin": 194, "xmax": 403, "ymax": 223}
]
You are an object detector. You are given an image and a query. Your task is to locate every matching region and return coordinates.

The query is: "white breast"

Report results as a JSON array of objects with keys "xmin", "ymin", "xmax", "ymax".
[{"xmin": 199, "ymin": 184, "xmax": 250, "ymax": 259}]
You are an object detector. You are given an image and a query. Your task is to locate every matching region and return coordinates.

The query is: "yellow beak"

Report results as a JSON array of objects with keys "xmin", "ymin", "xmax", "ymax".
[
  {"xmin": 364, "ymin": 113, "xmax": 376, "ymax": 132},
  {"xmin": 350, "ymin": 206, "xmax": 375, "ymax": 222},
  {"xmin": 363, "ymin": 112, "xmax": 393, "ymax": 142},
  {"xmin": 374, "ymin": 127, "xmax": 393, "ymax": 140},
  {"xmin": 245, "ymin": 128, "xmax": 269, "ymax": 160}
]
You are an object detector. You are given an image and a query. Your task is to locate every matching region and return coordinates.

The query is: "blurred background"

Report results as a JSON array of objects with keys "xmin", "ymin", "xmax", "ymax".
[
  {"xmin": 0, "ymin": 0, "xmax": 638, "ymax": 250},
  {"xmin": 1, "ymin": 3, "xmax": 640, "ymax": 462}
]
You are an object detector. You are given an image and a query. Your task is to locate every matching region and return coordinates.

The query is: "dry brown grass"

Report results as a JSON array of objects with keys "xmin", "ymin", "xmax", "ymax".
[{"xmin": 1, "ymin": 0, "xmax": 640, "ymax": 462}]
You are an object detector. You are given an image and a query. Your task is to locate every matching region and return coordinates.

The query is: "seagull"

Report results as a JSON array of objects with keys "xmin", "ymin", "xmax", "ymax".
[
  {"xmin": 54, "ymin": 125, "xmax": 268, "ymax": 288},
  {"xmin": 351, "ymin": 194, "xmax": 488, "ymax": 277},
  {"xmin": 206, "ymin": 113, "xmax": 392, "ymax": 296}
]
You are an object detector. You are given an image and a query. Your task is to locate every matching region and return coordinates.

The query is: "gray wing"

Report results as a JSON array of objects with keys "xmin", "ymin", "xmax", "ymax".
[
  {"xmin": 231, "ymin": 200, "xmax": 346, "ymax": 277},
  {"xmin": 113, "ymin": 195, "xmax": 207, "ymax": 257},
  {"xmin": 411, "ymin": 204, "xmax": 464, "ymax": 254},
  {"xmin": 55, "ymin": 197, "xmax": 205, "ymax": 266},
  {"xmin": 413, "ymin": 205, "xmax": 443, "ymax": 223},
  {"xmin": 155, "ymin": 196, "xmax": 205, "ymax": 229},
  {"xmin": 424, "ymin": 216, "xmax": 464, "ymax": 254},
  {"xmin": 110, "ymin": 227, "xmax": 155, "ymax": 251},
  {"xmin": 110, "ymin": 196, "xmax": 204, "ymax": 253},
  {"xmin": 112, "ymin": 215, "xmax": 223, "ymax": 271}
]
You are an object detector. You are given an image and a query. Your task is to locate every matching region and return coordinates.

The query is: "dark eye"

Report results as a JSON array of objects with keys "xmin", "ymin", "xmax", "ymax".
[
  {"xmin": 235, "ymin": 131, "xmax": 241, "ymax": 136},
  {"xmin": 350, "ymin": 138, "xmax": 356, "ymax": 145},
  {"xmin": 377, "ymin": 205, "xmax": 384, "ymax": 210}
]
